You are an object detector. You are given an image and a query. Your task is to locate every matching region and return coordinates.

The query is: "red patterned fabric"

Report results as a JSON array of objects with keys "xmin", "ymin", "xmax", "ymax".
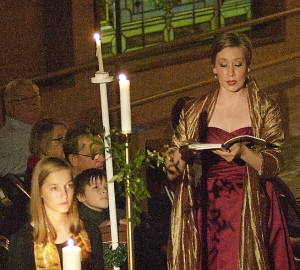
[{"xmin": 197, "ymin": 127, "xmax": 295, "ymax": 269}]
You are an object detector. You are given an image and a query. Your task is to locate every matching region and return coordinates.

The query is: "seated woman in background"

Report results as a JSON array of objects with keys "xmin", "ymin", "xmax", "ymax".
[
  {"xmin": 8, "ymin": 156, "xmax": 104, "ymax": 270},
  {"xmin": 24, "ymin": 117, "xmax": 67, "ymax": 192}
]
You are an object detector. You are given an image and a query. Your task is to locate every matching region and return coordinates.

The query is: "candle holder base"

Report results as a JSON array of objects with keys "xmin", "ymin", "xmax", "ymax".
[
  {"xmin": 122, "ymin": 131, "xmax": 132, "ymax": 135},
  {"xmin": 91, "ymin": 72, "xmax": 114, "ymax": 84}
]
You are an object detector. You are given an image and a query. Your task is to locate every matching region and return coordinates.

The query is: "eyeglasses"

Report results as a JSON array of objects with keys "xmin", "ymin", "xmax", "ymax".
[
  {"xmin": 75, "ymin": 153, "xmax": 101, "ymax": 161},
  {"xmin": 10, "ymin": 95, "xmax": 40, "ymax": 103},
  {"xmin": 51, "ymin": 137, "xmax": 65, "ymax": 144}
]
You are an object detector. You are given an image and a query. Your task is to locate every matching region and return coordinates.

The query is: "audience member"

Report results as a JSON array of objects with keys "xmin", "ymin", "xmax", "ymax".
[
  {"xmin": 74, "ymin": 168, "xmax": 126, "ymax": 227},
  {"xmin": 63, "ymin": 125, "xmax": 105, "ymax": 177},
  {"xmin": 0, "ymin": 79, "xmax": 41, "ymax": 177},
  {"xmin": 7, "ymin": 157, "xmax": 104, "ymax": 270},
  {"xmin": 64, "ymin": 124, "xmax": 125, "ymax": 213},
  {"xmin": 24, "ymin": 117, "xmax": 68, "ymax": 192}
]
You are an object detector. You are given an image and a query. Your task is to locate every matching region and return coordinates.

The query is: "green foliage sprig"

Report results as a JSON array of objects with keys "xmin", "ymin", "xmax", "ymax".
[
  {"xmin": 107, "ymin": 129, "xmax": 163, "ymax": 227},
  {"xmin": 103, "ymin": 243, "xmax": 127, "ymax": 267},
  {"xmin": 89, "ymin": 128, "xmax": 163, "ymax": 228}
]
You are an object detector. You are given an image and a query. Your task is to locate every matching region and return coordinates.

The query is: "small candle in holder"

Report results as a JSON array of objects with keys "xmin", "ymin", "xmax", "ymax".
[
  {"xmin": 62, "ymin": 238, "xmax": 81, "ymax": 270},
  {"xmin": 94, "ymin": 33, "xmax": 104, "ymax": 73},
  {"xmin": 119, "ymin": 74, "xmax": 132, "ymax": 134}
]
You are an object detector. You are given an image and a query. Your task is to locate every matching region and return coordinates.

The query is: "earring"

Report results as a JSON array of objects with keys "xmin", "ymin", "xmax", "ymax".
[{"xmin": 214, "ymin": 74, "xmax": 217, "ymax": 79}]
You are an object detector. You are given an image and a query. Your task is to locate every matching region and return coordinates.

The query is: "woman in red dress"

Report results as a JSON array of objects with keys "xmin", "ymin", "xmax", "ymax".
[{"xmin": 165, "ymin": 32, "xmax": 295, "ymax": 270}]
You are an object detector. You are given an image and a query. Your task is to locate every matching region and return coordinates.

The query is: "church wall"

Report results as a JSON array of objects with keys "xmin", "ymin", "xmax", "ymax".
[{"xmin": 0, "ymin": 0, "xmax": 300, "ymax": 150}]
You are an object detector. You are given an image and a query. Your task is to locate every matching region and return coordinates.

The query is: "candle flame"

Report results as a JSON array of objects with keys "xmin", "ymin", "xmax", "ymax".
[
  {"xmin": 94, "ymin": 33, "xmax": 100, "ymax": 41},
  {"xmin": 119, "ymin": 74, "xmax": 127, "ymax": 81},
  {"xmin": 67, "ymin": 238, "xmax": 74, "ymax": 247}
]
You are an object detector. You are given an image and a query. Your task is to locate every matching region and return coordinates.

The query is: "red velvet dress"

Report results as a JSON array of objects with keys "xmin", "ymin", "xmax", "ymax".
[{"xmin": 197, "ymin": 127, "xmax": 295, "ymax": 270}]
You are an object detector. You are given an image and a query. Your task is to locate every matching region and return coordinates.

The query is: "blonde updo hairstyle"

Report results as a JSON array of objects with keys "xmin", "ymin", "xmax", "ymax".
[{"xmin": 211, "ymin": 32, "xmax": 253, "ymax": 67}]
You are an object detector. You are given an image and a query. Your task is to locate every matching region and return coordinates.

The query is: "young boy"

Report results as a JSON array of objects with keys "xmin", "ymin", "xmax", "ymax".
[{"xmin": 74, "ymin": 168, "xmax": 126, "ymax": 227}]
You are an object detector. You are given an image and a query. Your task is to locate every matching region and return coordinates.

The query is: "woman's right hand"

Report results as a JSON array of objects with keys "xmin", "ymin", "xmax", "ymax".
[{"xmin": 164, "ymin": 148, "xmax": 186, "ymax": 181}]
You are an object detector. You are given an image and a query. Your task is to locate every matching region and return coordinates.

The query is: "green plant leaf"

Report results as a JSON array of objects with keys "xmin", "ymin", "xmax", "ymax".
[{"xmin": 87, "ymin": 128, "xmax": 164, "ymax": 228}]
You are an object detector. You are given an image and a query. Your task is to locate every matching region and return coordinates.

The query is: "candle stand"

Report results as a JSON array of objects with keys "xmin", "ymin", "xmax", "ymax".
[
  {"xmin": 91, "ymin": 71, "xmax": 120, "ymax": 270},
  {"xmin": 124, "ymin": 133, "xmax": 135, "ymax": 270}
]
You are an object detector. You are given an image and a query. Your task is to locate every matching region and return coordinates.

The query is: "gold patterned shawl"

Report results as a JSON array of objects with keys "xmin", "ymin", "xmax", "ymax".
[
  {"xmin": 167, "ymin": 165, "xmax": 199, "ymax": 270},
  {"xmin": 168, "ymin": 78, "xmax": 284, "ymax": 270},
  {"xmin": 34, "ymin": 228, "xmax": 92, "ymax": 269}
]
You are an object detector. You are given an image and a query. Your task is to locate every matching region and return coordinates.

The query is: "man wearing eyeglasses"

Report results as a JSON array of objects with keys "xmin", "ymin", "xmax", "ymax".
[
  {"xmin": 0, "ymin": 79, "xmax": 41, "ymax": 177},
  {"xmin": 63, "ymin": 125, "xmax": 105, "ymax": 177}
]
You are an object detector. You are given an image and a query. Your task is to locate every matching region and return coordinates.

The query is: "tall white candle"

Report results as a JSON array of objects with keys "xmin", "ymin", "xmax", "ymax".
[
  {"xmin": 119, "ymin": 74, "xmax": 132, "ymax": 133},
  {"xmin": 94, "ymin": 33, "xmax": 104, "ymax": 73},
  {"xmin": 62, "ymin": 238, "xmax": 81, "ymax": 270}
]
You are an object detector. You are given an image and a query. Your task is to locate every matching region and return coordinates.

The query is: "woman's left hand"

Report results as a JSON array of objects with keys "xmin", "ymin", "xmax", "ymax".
[{"xmin": 212, "ymin": 143, "xmax": 246, "ymax": 162}]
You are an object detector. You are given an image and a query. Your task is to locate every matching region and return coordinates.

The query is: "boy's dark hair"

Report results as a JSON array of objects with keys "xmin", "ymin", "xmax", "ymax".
[
  {"xmin": 74, "ymin": 168, "xmax": 106, "ymax": 197},
  {"xmin": 63, "ymin": 124, "xmax": 102, "ymax": 161}
]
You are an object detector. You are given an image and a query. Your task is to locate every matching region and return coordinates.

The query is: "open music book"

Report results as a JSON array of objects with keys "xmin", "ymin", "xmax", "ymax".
[{"xmin": 186, "ymin": 135, "xmax": 267, "ymax": 151}]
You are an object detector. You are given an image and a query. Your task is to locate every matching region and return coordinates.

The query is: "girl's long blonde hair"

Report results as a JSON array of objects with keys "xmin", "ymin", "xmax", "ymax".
[{"xmin": 30, "ymin": 156, "xmax": 81, "ymax": 244}]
